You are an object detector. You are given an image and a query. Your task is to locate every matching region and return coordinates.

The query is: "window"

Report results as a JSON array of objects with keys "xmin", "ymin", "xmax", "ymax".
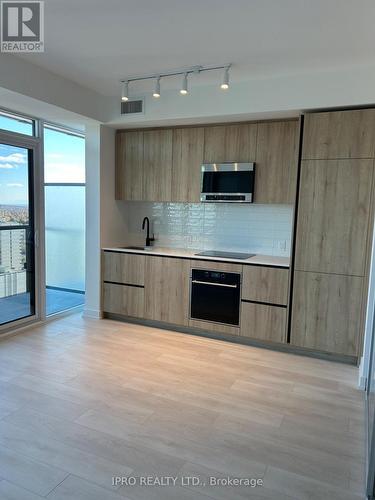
[
  {"xmin": 43, "ymin": 125, "xmax": 85, "ymax": 315},
  {"xmin": 0, "ymin": 111, "xmax": 34, "ymax": 136}
]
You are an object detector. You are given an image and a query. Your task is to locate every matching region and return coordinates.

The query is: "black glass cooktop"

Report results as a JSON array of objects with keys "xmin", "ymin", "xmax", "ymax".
[{"xmin": 195, "ymin": 250, "xmax": 255, "ymax": 260}]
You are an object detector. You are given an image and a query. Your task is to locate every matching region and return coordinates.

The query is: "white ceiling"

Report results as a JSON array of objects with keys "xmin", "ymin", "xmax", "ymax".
[{"xmin": 17, "ymin": 0, "xmax": 375, "ymax": 98}]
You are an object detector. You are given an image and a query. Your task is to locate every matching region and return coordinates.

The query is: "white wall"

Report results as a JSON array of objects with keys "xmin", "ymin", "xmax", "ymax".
[
  {"xmin": 83, "ymin": 123, "xmax": 101, "ymax": 318},
  {"xmin": 0, "ymin": 54, "xmax": 110, "ymax": 123},
  {"xmin": 100, "ymin": 127, "xmax": 128, "ymax": 248},
  {"xmin": 108, "ymin": 64, "xmax": 375, "ymax": 128},
  {"xmin": 84, "ymin": 124, "xmax": 128, "ymax": 318}
]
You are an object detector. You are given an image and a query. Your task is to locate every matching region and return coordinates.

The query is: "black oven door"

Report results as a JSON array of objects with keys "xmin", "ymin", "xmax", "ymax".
[{"xmin": 190, "ymin": 269, "xmax": 241, "ymax": 326}]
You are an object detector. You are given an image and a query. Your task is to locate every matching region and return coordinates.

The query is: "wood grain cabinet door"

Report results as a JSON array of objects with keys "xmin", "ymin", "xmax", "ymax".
[
  {"xmin": 115, "ymin": 131, "xmax": 144, "ymax": 200},
  {"xmin": 103, "ymin": 252, "xmax": 145, "ymax": 286},
  {"xmin": 203, "ymin": 124, "xmax": 257, "ymax": 163},
  {"xmin": 171, "ymin": 128, "xmax": 204, "ymax": 202},
  {"xmin": 103, "ymin": 283, "xmax": 144, "ymax": 318},
  {"xmin": 295, "ymin": 159, "xmax": 374, "ymax": 276},
  {"xmin": 242, "ymin": 266, "xmax": 289, "ymax": 305},
  {"xmin": 143, "ymin": 129, "xmax": 173, "ymax": 201},
  {"xmin": 291, "ymin": 271, "xmax": 363, "ymax": 356},
  {"xmin": 302, "ymin": 109, "xmax": 375, "ymax": 160},
  {"xmin": 144, "ymin": 256, "xmax": 190, "ymax": 325},
  {"xmin": 255, "ymin": 120, "xmax": 299, "ymax": 203},
  {"xmin": 240, "ymin": 302, "xmax": 287, "ymax": 343}
]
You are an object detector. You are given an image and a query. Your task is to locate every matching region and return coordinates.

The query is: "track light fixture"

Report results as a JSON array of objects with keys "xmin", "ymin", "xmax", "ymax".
[
  {"xmin": 153, "ymin": 77, "xmax": 161, "ymax": 98},
  {"xmin": 120, "ymin": 63, "xmax": 232, "ymax": 101},
  {"xmin": 180, "ymin": 73, "xmax": 188, "ymax": 95},
  {"xmin": 121, "ymin": 81, "xmax": 129, "ymax": 101},
  {"xmin": 221, "ymin": 66, "xmax": 230, "ymax": 90}
]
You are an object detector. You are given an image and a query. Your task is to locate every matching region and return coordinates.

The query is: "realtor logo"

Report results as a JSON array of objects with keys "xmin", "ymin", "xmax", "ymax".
[{"xmin": 1, "ymin": 1, "xmax": 44, "ymax": 52}]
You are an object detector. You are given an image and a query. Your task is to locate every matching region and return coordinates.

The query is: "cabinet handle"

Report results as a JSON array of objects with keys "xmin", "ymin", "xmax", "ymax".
[{"xmin": 192, "ymin": 280, "xmax": 238, "ymax": 288}]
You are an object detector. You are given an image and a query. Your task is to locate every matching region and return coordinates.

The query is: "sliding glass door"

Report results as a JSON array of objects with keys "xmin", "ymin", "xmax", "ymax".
[{"xmin": 0, "ymin": 142, "xmax": 36, "ymax": 325}]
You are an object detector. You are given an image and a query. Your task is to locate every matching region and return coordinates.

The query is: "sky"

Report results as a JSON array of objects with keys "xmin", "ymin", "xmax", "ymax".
[{"xmin": 0, "ymin": 116, "xmax": 85, "ymax": 207}]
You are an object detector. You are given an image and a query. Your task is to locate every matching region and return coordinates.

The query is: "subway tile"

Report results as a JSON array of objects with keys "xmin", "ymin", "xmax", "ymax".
[{"xmin": 124, "ymin": 202, "xmax": 292, "ymax": 257}]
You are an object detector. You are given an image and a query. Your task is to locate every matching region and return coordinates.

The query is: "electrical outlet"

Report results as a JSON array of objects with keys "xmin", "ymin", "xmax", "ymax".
[
  {"xmin": 274, "ymin": 239, "xmax": 287, "ymax": 251},
  {"xmin": 279, "ymin": 240, "xmax": 287, "ymax": 251}
]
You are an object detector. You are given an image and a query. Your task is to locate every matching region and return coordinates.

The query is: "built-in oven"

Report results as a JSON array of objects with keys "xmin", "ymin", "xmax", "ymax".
[
  {"xmin": 190, "ymin": 268, "xmax": 241, "ymax": 326},
  {"xmin": 200, "ymin": 162, "xmax": 255, "ymax": 203}
]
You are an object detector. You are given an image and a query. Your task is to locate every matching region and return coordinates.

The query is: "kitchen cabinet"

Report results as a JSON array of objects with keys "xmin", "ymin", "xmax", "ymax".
[
  {"xmin": 143, "ymin": 129, "xmax": 173, "ymax": 201},
  {"xmin": 191, "ymin": 259, "xmax": 242, "ymax": 273},
  {"xmin": 291, "ymin": 271, "xmax": 363, "ymax": 356},
  {"xmin": 103, "ymin": 251, "xmax": 145, "ymax": 286},
  {"xmin": 171, "ymin": 127, "xmax": 204, "ymax": 202},
  {"xmin": 102, "ymin": 251, "xmax": 293, "ymax": 348},
  {"xmin": 295, "ymin": 159, "xmax": 373, "ymax": 276},
  {"xmin": 290, "ymin": 109, "xmax": 375, "ymax": 360},
  {"xmin": 144, "ymin": 256, "xmax": 190, "ymax": 325},
  {"xmin": 302, "ymin": 109, "xmax": 375, "ymax": 160},
  {"xmin": 240, "ymin": 302, "xmax": 287, "ymax": 343},
  {"xmin": 255, "ymin": 120, "xmax": 299, "ymax": 204},
  {"xmin": 115, "ymin": 131, "xmax": 143, "ymax": 201},
  {"xmin": 242, "ymin": 266, "xmax": 289, "ymax": 305},
  {"xmin": 203, "ymin": 123, "xmax": 257, "ymax": 163},
  {"xmin": 115, "ymin": 119, "xmax": 299, "ymax": 203},
  {"xmin": 103, "ymin": 283, "xmax": 144, "ymax": 318}
]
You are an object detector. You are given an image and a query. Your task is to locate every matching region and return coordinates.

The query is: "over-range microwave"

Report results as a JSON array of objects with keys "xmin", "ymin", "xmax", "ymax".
[{"xmin": 200, "ymin": 163, "xmax": 255, "ymax": 203}]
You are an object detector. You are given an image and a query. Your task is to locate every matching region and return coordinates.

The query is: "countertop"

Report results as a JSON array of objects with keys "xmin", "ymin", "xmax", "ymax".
[{"xmin": 102, "ymin": 246, "xmax": 290, "ymax": 268}]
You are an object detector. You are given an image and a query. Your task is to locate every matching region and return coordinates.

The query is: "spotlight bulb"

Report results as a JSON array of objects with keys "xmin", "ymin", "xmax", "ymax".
[
  {"xmin": 221, "ymin": 67, "xmax": 230, "ymax": 90},
  {"xmin": 121, "ymin": 81, "xmax": 129, "ymax": 101},
  {"xmin": 180, "ymin": 73, "xmax": 188, "ymax": 95},
  {"xmin": 153, "ymin": 77, "xmax": 161, "ymax": 98}
]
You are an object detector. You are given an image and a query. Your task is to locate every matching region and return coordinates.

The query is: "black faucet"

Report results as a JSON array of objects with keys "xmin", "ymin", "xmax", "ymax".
[{"xmin": 142, "ymin": 217, "xmax": 155, "ymax": 247}]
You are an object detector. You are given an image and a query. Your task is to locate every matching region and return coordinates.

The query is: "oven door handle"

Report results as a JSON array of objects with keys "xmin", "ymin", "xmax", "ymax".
[{"xmin": 192, "ymin": 280, "xmax": 238, "ymax": 289}]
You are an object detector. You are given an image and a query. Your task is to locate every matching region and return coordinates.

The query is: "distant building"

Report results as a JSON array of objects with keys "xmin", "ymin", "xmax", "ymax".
[
  {"xmin": 0, "ymin": 229, "xmax": 26, "ymax": 272},
  {"xmin": 0, "ymin": 226, "xmax": 27, "ymax": 298}
]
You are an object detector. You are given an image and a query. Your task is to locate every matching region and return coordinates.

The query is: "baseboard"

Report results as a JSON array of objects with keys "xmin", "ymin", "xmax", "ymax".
[
  {"xmin": 104, "ymin": 313, "xmax": 357, "ymax": 365},
  {"xmin": 82, "ymin": 308, "xmax": 103, "ymax": 319}
]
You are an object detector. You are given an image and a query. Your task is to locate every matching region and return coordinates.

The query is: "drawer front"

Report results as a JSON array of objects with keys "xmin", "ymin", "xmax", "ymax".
[
  {"xmin": 240, "ymin": 302, "xmax": 287, "ymax": 343},
  {"xmin": 103, "ymin": 252, "xmax": 145, "ymax": 285},
  {"xmin": 103, "ymin": 283, "xmax": 144, "ymax": 318},
  {"xmin": 190, "ymin": 259, "xmax": 242, "ymax": 273},
  {"xmin": 242, "ymin": 266, "xmax": 289, "ymax": 305}
]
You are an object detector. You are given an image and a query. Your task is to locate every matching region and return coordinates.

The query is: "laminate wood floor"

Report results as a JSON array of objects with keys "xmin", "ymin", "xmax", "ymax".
[{"xmin": 0, "ymin": 313, "xmax": 366, "ymax": 500}]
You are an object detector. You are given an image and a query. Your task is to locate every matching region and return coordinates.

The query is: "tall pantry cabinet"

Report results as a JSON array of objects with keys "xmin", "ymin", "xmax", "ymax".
[{"xmin": 291, "ymin": 109, "xmax": 375, "ymax": 358}]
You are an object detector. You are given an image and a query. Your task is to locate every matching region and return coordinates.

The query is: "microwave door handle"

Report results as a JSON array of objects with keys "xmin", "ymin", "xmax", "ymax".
[{"xmin": 192, "ymin": 280, "xmax": 237, "ymax": 288}]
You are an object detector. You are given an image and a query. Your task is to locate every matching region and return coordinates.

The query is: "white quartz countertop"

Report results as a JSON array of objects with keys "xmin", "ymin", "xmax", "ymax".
[{"xmin": 102, "ymin": 246, "xmax": 290, "ymax": 268}]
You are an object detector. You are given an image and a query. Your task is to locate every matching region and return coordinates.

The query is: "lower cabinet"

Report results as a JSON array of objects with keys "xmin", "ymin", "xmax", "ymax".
[
  {"xmin": 103, "ymin": 283, "xmax": 144, "ymax": 318},
  {"xmin": 240, "ymin": 302, "xmax": 287, "ymax": 343},
  {"xmin": 290, "ymin": 271, "xmax": 363, "ymax": 356},
  {"xmin": 144, "ymin": 256, "xmax": 190, "ymax": 326}
]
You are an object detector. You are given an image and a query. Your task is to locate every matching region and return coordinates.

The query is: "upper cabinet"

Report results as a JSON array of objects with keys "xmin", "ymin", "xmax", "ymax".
[
  {"xmin": 115, "ymin": 119, "xmax": 300, "ymax": 203},
  {"xmin": 115, "ymin": 131, "xmax": 143, "ymax": 201},
  {"xmin": 143, "ymin": 129, "xmax": 173, "ymax": 202},
  {"xmin": 255, "ymin": 120, "xmax": 299, "ymax": 204},
  {"xmin": 203, "ymin": 124, "xmax": 257, "ymax": 163},
  {"xmin": 171, "ymin": 127, "xmax": 204, "ymax": 203},
  {"xmin": 302, "ymin": 109, "xmax": 375, "ymax": 160}
]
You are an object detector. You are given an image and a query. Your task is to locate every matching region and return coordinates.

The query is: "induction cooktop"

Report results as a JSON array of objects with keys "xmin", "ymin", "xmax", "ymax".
[{"xmin": 195, "ymin": 250, "xmax": 255, "ymax": 260}]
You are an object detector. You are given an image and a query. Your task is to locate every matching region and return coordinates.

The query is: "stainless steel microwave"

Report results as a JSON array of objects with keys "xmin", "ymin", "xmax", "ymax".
[{"xmin": 200, "ymin": 163, "xmax": 255, "ymax": 203}]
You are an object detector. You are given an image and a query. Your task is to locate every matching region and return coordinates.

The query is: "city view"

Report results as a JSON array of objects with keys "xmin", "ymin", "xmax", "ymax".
[
  {"xmin": 0, "ymin": 144, "xmax": 29, "ymax": 306},
  {"xmin": 0, "ymin": 204, "xmax": 28, "ymax": 226}
]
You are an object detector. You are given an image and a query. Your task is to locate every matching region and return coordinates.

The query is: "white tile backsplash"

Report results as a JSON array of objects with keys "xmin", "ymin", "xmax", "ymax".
[{"xmin": 125, "ymin": 202, "xmax": 294, "ymax": 257}]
